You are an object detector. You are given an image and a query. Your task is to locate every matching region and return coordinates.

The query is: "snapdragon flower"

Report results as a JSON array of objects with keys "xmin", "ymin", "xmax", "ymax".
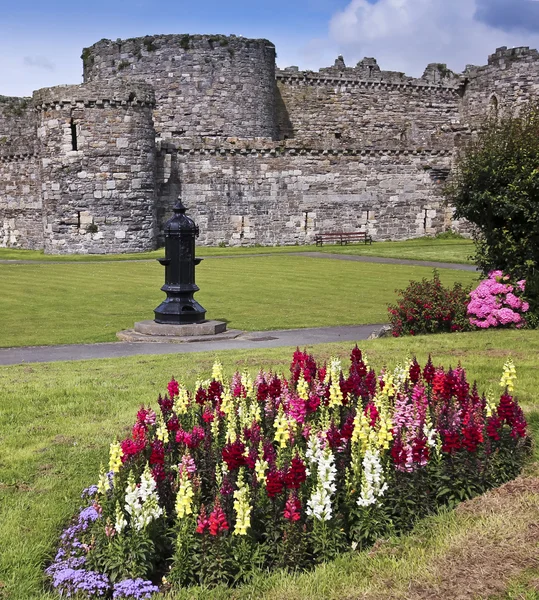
[
  {"xmin": 500, "ymin": 358, "xmax": 517, "ymax": 393},
  {"xmin": 357, "ymin": 448, "xmax": 388, "ymax": 507},
  {"xmin": 175, "ymin": 469, "xmax": 194, "ymax": 519},
  {"xmin": 274, "ymin": 406, "xmax": 290, "ymax": 448},
  {"xmin": 109, "ymin": 441, "xmax": 123, "ymax": 474},
  {"xmin": 306, "ymin": 444, "xmax": 336, "ymax": 521},
  {"xmin": 124, "ymin": 465, "xmax": 163, "ymax": 531},
  {"xmin": 233, "ymin": 469, "xmax": 252, "ymax": 535}
]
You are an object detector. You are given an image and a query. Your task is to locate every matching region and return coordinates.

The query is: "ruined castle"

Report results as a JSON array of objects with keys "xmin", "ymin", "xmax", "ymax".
[{"xmin": 0, "ymin": 34, "xmax": 537, "ymax": 253}]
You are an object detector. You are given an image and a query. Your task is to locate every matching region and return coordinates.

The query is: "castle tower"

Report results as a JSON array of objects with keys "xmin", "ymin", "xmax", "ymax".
[
  {"xmin": 81, "ymin": 34, "xmax": 278, "ymax": 141},
  {"xmin": 460, "ymin": 47, "xmax": 539, "ymax": 125},
  {"xmin": 34, "ymin": 80, "xmax": 157, "ymax": 254}
]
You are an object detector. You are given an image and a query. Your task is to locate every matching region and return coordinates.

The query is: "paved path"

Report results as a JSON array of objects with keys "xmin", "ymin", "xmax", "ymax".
[
  {"xmin": 0, "ymin": 252, "xmax": 476, "ymax": 271},
  {"xmin": 288, "ymin": 252, "xmax": 477, "ymax": 271},
  {"xmin": 0, "ymin": 324, "xmax": 387, "ymax": 366}
]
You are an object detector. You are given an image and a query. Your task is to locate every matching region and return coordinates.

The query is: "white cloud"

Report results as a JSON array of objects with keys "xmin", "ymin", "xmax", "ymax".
[
  {"xmin": 23, "ymin": 56, "xmax": 56, "ymax": 71},
  {"xmin": 328, "ymin": 0, "xmax": 539, "ymax": 76}
]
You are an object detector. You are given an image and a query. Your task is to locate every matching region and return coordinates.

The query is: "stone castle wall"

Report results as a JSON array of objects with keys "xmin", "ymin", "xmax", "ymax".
[
  {"xmin": 163, "ymin": 144, "xmax": 454, "ymax": 246},
  {"xmin": 0, "ymin": 154, "xmax": 42, "ymax": 248},
  {"xmin": 0, "ymin": 97, "xmax": 41, "ymax": 248},
  {"xmin": 0, "ymin": 37, "xmax": 538, "ymax": 253}
]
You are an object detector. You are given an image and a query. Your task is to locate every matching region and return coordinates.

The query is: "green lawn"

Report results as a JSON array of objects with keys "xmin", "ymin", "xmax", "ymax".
[
  {"xmin": 313, "ymin": 237, "xmax": 475, "ymax": 264},
  {"xmin": 0, "ymin": 330, "xmax": 538, "ymax": 600},
  {"xmin": 0, "ymin": 237, "xmax": 475, "ymax": 265},
  {"xmin": 0, "ymin": 256, "xmax": 477, "ymax": 347}
]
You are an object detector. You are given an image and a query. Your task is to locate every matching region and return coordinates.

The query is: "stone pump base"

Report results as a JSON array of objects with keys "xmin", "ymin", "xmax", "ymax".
[{"xmin": 116, "ymin": 320, "xmax": 242, "ymax": 343}]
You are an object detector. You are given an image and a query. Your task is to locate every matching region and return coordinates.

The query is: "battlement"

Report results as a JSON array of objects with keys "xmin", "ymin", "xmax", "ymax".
[
  {"xmin": 277, "ymin": 56, "xmax": 459, "ymax": 90},
  {"xmin": 32, "ymin": 81, "xmax": 155, "ymax": 109},
  {"xmin": 488, "ymin": 46, "xmax": 539, "ymax": 65},
  {"xmin": 161, "ymin": 138, "xmax": 453, "ymax": 157}
]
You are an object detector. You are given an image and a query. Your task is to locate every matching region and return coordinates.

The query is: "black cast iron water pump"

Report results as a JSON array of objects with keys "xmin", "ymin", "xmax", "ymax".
[{"xmin": 154, "ymin": 199, "xmax": 207, "ymax": 324}]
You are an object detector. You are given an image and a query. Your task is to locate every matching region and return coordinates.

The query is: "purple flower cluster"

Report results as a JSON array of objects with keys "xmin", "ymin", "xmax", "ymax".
[
  {"xmin": 81, "ymin": 485, "xmax": 98, "ymax": 499},
  {"xmin": 113, "ymin": 578, "xmax": 159, "ymax": 599},
  {"xmin": 46, "ymin": 505, "xmax": 107, "ymax": 597},
  {"xmin": 468, "ymin": 271, "xmax": 529, "ymax": 328},
  {"xmin": 49, "ymin": 568, "xmax": 109, "ymax": 597}
]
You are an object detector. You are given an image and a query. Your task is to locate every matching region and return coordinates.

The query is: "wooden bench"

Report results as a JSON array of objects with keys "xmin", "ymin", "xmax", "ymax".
[{"xmin": 315, "ymin": 231, "xmax": 373, "ymax": 246}]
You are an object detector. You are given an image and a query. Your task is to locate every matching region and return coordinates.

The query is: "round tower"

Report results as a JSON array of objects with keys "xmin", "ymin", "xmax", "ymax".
[
  {"xmin": 82, "ymin": 34, "xmax": 277, "ymax": 140},
  {"xmin": 33, "ymin": 80, "xmax": 157, "ymax": 254}
]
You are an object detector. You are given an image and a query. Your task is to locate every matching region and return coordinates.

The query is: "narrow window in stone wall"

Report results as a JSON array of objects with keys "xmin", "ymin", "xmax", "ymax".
[
  {"xmin": 423, "ymin": 209, "xmax": 428, "ymax": 232},
  {"xmin": 70, "ymin": 118, "xmax": 78, "ymax": 151},
  {"xmin": 77, "ymin": 211, "xmax": 81, "ymax": 229},
  {"xmin": 489, "ymin": 96, "xmax": 498, "ymax": 119}
]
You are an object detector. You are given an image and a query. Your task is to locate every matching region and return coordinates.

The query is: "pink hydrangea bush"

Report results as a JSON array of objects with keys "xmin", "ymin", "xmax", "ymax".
[{"xmin": 468, "ymin": 271, "xmax": 529, "ymax": 329}]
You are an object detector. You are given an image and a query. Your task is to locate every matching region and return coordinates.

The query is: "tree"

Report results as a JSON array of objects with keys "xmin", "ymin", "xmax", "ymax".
[{"xmin": 446, "ymin": 105, "xmax": 539, "ymax": 314}]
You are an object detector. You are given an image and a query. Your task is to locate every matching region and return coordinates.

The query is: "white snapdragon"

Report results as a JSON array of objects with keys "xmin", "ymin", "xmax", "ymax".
[
  {"xmin": 114, "ymin": 502, "xmax": 128, "ymax": 534},
  {"xmin": 357, "ymin": 449, "xmax": 388, "ymax": 507},
  {"xmin": 306, "ymin": 444, "xmax": 337, "ymax": 521},
  {"xmin": 305, "ymin": 434, "xmax": 321, "ymax": 476},
  {"xmin": 124, "ymin": 465, "xmax": 163, "ymax": 531},
  {"xmin": 423, "ymin": 423, "xmax": 438, "ymax": 448}
]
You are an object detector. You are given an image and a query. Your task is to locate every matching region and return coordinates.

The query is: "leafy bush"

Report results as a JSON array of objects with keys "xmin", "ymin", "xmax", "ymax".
[
  {"xmin": 46, "ymin": 349, "xmax": 529, "ymax": 598},
  {"xmin": 468, "ymin": 271, "xmax": 529, "ymax": 328},
  {"xmin": 388, "ymin": 271, "xmax": 473, "ymax": 337},
  {"xmin": 446, "ymin": 105, "xmax": 539, "ymax": 315}
]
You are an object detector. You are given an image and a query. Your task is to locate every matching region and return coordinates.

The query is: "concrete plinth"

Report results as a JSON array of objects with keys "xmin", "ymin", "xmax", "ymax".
[
  {"xmin": 135, "ymin": 320, "xmax": 227, "ymax": 336},
  {"xmin": 116, "ymin": 320, "xmax": 242, "ymax": 343}
]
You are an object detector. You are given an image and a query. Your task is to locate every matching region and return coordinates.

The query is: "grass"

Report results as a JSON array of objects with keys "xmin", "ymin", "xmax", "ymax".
[
  {"xmin": 0, "ymin": 237, "xmax": 475, "ymax": 265},
  {"xmin": 1, "ymin": 329, "xmax": 538, "ymax": 599},
  {"xmin": 0, "ymin": 256, "xmax": 478, "ymax": 347}
]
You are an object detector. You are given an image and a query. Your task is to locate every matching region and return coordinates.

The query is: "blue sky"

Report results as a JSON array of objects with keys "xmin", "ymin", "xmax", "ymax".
[{"xmin": 3, "ymin": 0, "xmax": 539, "ymax": 96}]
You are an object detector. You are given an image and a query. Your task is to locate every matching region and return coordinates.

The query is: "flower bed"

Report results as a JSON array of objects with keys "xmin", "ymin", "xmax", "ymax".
[{"xmin": 46, "ymin": 348, "xmax": 530, "ymax": 598}]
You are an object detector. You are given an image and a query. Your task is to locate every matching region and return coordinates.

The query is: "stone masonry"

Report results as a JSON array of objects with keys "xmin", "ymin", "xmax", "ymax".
[{"xmin": 0, "ymin": 36, "xmax": 535, "ymax": 253}]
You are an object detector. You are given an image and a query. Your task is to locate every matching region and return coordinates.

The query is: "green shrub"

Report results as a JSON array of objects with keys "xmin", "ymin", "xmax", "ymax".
[{"xmin": 388, "ymin": 271, "xmax": 473, "ymax": 337}]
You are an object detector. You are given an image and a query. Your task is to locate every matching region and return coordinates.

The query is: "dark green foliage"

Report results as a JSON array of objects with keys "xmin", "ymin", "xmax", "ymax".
[
  {"xmin": 446, "ymin": 106, "xmax": 539, "ymax": 314},
  {"xmin": 143, "ymin": 37, "xmax": 156, "ymax": 52},
  {"xmin": 179, "ymin": 35, "xmax": 191, "ymax": 50},
  {"xmin": 81, "ymin": 48, "xmax": 94, "ymax": 69}
]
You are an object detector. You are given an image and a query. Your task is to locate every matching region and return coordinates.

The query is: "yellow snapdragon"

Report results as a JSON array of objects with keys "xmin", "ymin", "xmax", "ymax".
[
  {"xmin": 297, "ymin": 373, "xmax": 310, "ymax": 401},
  {"xmin": 274, "ymin": 406, "xmax": 290, "ymax": 448},
  {"xmin": 376, "ymin": 409, "xmax": 393, "ymax": 450},
  {"xmin": 97, "ymin": 465, "xmax": 110, "ymax": 494},
  {"xmin": 175, "ymin": 470, "xmax": 194, "ymax": 519},
  {"xmin": 156, "ymin": 418, "xmax": 169, "ymax": 444},
  {"xmin": 500, "ymin": 359, "xmax": 517, "ymax": 393},
  {"xmin": 255, "ymin": 457, "xmax": 268, "ymax": 483},
  {"xmin": 485, "ymin": 389, "xmax": 497, "ymax": 418},
  {"xmin": 176, "ymin": 386, "xmax": 190, "ymax": 414},
  {"xmin": 212, "ymin": 360, "xmax": 224, "ymax": 383},
  {"xmin": 233, "ymin": 469, "xmax": 252, "ymax": 536},
  {"xmin": 109, "ymin": 441, "xmax": 123, "ymax": 474}
]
